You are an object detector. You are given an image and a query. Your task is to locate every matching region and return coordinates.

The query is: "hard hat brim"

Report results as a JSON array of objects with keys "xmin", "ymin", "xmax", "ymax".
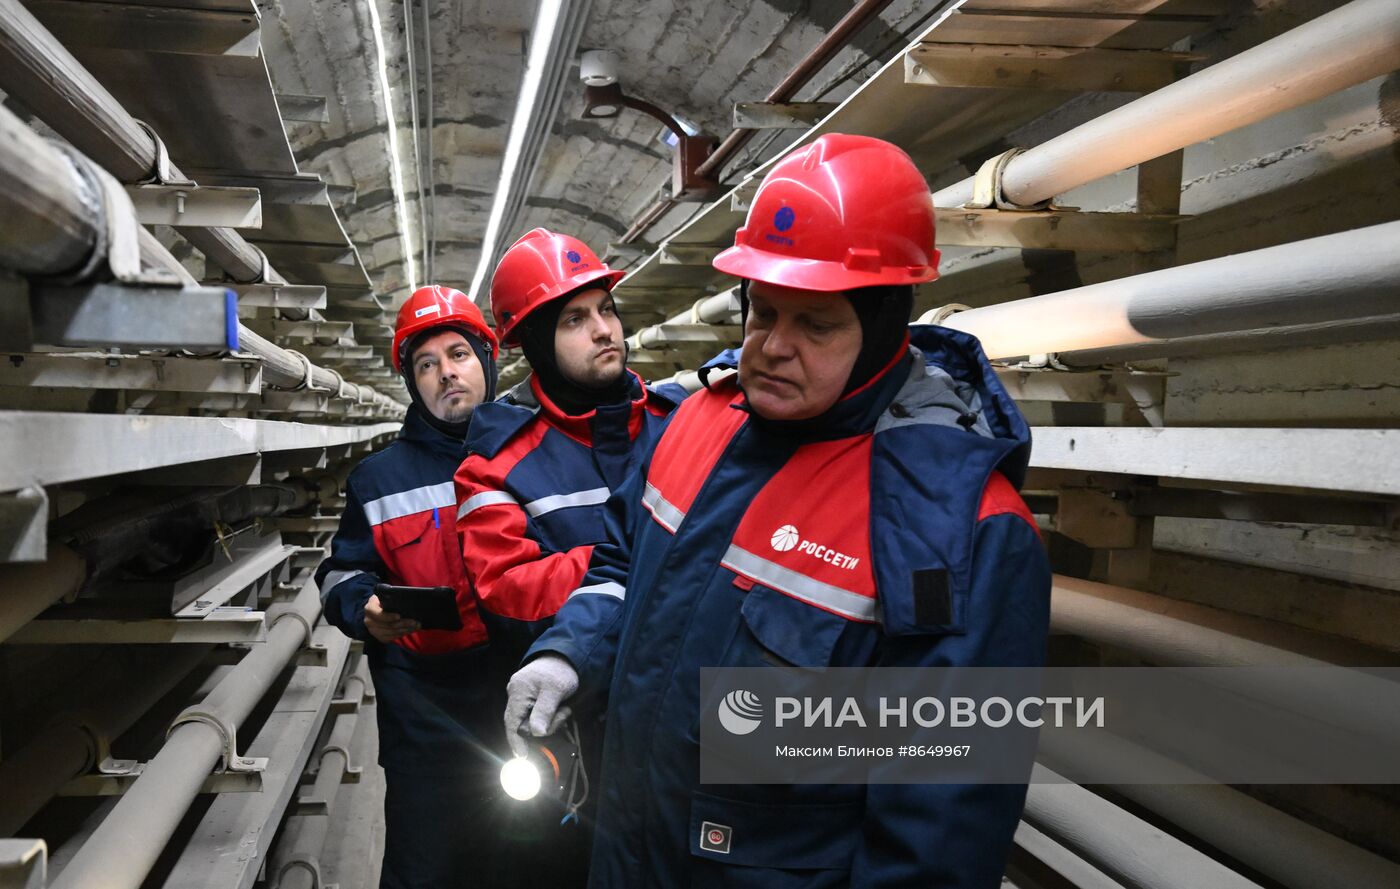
[{"xmin": 712, "ymin": 243, "xmax": 938, "ymax": 292}]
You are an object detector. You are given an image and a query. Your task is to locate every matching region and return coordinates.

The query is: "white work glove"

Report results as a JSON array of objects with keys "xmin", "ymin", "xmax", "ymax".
[{"xmin": 504, "ymin": 654, "xmax": 579, "ymax": 758}]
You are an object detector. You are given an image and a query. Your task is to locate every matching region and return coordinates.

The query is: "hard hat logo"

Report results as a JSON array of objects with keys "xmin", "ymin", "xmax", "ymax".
[
  {"xmin": 490, "ymin": 228, "xmax": 624, "ymax": 346},
  {"xmin": 712, "ymin": 133, "xmax": 940, "ymax": 292}
]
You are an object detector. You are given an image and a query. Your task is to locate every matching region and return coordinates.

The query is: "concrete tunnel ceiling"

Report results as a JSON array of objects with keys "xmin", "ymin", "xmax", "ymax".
[{"xmin": 257, "ymin": 0, "xmax": 943, "ymax": 317}]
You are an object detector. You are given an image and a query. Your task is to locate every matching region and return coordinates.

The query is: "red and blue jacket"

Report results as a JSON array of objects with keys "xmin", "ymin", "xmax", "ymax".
[
  {"xmin": 454, "ymin": 370, "xmax": 682, "ymax": 660},
  {"xmin": 528, "ymin": 325, "xmax": 1051, "ymax": 888},
  {"xmin": 316, "ymin": 407, "xmax": 500, "ymax": 777},
  {"xmin": 316, "ymin": 406, "xmax": 490, "ymax": 662}
]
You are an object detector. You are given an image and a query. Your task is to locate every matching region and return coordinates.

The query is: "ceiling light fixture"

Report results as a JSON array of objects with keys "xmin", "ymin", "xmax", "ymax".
[
  {"xmin": 578, "ymin": 51, "xmax": 719, "ymax": 202},
  {"xmin": 468, "ymin": 0, "xmax": 568, "ymax": 304},
  {"xmin": 364, "ymin": 0, "xmax": 419, "ymax": 293}
]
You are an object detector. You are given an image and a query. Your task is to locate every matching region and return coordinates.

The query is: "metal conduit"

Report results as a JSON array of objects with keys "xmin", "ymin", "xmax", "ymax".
[
  {"xmin": 0, "ymin": 645, "xmax": 213, "ymax": 836},
  {"xmin": 933, "ymin": 0, "xmax": 1400, "ymax": 209},
  {"xmin": 1039, "ymin": 730, "xmax": 1400, "ymax": 889},
  {"xmin": 931, "ymin": 221, "xmax": 1400, "ymax": 361},
  {"xmin": 1025, "ymin": 764, "xmax": 1265, "ymax": 889},
  {"xmin": 49, "ymin": 582, "xmax": 322, "ymax": 889},
  {"xmin": 0, "ymin": 0, "xmax": 269, "ymax": 282},
  {"xmin": 269, "ymin": 711, "xmax": 360, "ymax": 889}
]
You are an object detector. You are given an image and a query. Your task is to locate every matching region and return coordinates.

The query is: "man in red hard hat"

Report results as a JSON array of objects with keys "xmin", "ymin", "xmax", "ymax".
[
  {"xmin": 507, "ymin": 135, "xmax": 1051, "ymax": 887},
  {"xmin": 452, "ymin": 229, "xmax": 684, "ymax": 880},
  {"xmin": 316, "ymin": 285, "xmax": 505, "ymax": 889}
]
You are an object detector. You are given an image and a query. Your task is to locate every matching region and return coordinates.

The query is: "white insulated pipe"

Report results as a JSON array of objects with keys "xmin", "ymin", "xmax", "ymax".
[
  {"xmin": 1039, "ymin": 730, "xmax": 1400, "ymax": 889},
  {"xmin": 934, "ymin": 0, "xmax": 1400, "ymax": 209},
  {"xmin": 1025, "ymin": 765, "xmax": 1264, "ymax": 889},
  {"xmin": 49, "ymin": 584, "xmax": 321, "ymax": 889},
  {"xmin": 934, "ymin": 221, "xmax": 1400, "ymax": 360}
]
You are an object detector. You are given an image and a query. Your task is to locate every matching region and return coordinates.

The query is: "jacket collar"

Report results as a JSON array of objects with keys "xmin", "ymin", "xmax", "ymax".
[
  {"xmin": 399, "ymin": 405, "xmax": 467, "ymax": 458},
  {"xmin": 528, "ymin": 369, "xmax": 653, "ymax": 446}
]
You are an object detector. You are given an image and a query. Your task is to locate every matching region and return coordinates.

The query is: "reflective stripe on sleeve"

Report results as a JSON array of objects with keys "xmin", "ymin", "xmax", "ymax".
[
  {"xmin": 364, "ymin": 482, "xmax": 457, "ymax": 526},
  {"xmin": 321, "ymin": 569, "xmax": 368, "ymax": 596},
  {"xmin": 457, "ymin": 489, "xmax": 521, "ymax": 520},
  {"xmin": 568, "ymin": 581, "xmax": 625, "ymax": 600},
  {"xmin": 523, "ymin": 486, "xmax": 611, "ymax": 518},
  {"xmin": 641, "ymin": 482, "xmax": 686, "ymax": 533},
  {"xmin": 720, "ymin": 545, "xmax": 878, "ymax": 623}
]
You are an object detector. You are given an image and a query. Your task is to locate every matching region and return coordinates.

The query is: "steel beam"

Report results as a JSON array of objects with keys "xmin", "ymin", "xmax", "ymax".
[
  {"xmin": 0, "ymin": 353, "xmax": 262, "ymax": 394},
  {"xmin": 25, "ymin": 0, "xmax": 260, "ymax": 57},
  {"xmin": 245, "ymin": 318, "xmax": 354, "ymax": 343},
  {"xmin": 1031, "ymin": 427, "xmax": 1400, "ymax": 496},
  {"xmin": 274, "ymin": 93, "xmax": 330, "ymax": 123},
  {"xmin": 0, "ymin": 413, "xmax": 399, "ymax": 492},
  {"xmin": 228, "ymin": 283, "xmax": 327, "ymax": 311},
  {"xmin": 6, "ymin": 609, "xmax": 267, "ymax": 645},
  {"xmin": 658, "ymin": 243, "xmax": 728, "ymax": 266},
  {"xmin": 935, "ymin": 207, "xmax": 1179, "ymax": 252},
  {"xmin": 905, "ymin": 43, "xmax": 1194, "ymax": 92},
  {"xmin": 732, "ymin": 101, "xmax": 836, "ymax": 129},
  {"xmin": 125, "ymin": 184, "xmax": 261, "ymax": 229}
]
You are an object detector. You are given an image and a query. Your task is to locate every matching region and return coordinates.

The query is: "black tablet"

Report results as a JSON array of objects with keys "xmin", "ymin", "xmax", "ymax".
[{"xmin": 373, "ymin": 584, "xmax": 463, "ymax": 631}]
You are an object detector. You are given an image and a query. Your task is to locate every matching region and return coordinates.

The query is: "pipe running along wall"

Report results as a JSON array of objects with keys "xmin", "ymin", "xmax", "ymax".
[
  {"xmin": 933, "ymin": 0, "xmax": 1400, "ymax": 209},
  {"xmin": 0, "ymin": 0, "xmax": 270, "ymax": 282},
  {"xmin": 931, "ymin": 222, "xmax": 1400, "ymax": 361},
  {"xmin": 48, "ymin": 581, "xmax": 322, "ymax": 889},
  {"xmin": 0, "ymin": 103, "xmax": 401, "ymax": 417}
]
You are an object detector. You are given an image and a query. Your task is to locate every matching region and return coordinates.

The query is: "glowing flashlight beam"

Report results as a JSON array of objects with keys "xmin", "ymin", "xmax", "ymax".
[
  {"xmin": 364, "ymin": 0, "xmax": 419, "ymax": 293},
  {"xmin": 500, "ymin": 756, "xmax": 543, "ymax": 801},
  {"xmin": 466, "ymin": 0, "xmax": 567, "ymax": 304}
]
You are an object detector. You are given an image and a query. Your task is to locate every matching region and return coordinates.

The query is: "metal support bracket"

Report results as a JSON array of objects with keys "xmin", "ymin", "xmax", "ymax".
[
  {"xmin": 276, "ymin": 857, "xmax": 337, "ymax": 889},
  {"xmin": 168, "ymin": 708, "xmax": 269, "ymax": 774},
  {"xmin": 935, "ymin": 207, "xmax": 1183, "ymax": 252},
  {"xmin": 965, "ymin": 148, "xmax": 1053, "ymax": 211},
  {"xmin": 0, "ymin": 486, "xmax": 47, "ymax": 563},
  {"xmin": 126, "ymin": 184, "xmax": 262, "ymax": 228},
  {"xmin": 228, "ymin": 282, "xmax": 327, "ymax": 311},
  {"xmin": 28, "ymin": 283, "xmax": 238, "ymax": 351},
  {"xmin": 0, "ymin": 838, "xmax": 47, "ymax": 889},
  {"xmin": 732, "ymin": 101, "xmax": 836, "ymax": 129},
  {"xmin": 905, "ymin": 43, "xmax": 1199, "ymax": 92}
]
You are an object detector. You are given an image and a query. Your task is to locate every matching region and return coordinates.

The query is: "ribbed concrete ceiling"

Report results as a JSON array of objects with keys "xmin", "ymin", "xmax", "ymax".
[{"xmin": 258, "ymin": 0, "xmax": 934, "ymax": 312}]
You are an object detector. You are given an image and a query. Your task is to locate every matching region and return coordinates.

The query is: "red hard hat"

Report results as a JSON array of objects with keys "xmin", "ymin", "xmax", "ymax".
[
  {"xmin": 712, "ymin": 134, "xmax": 939, "ymax": 291},
  {"xmin": 392, "ymin": 285, "xmax": 499, "ymax": 372},
  {"xmin": 489, "ymin": 228, "xmax": 625, "ymax": 347}
]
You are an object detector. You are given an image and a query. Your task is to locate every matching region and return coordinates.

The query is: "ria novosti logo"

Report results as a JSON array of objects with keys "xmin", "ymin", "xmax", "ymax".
[
  {"xmin": 769, "ymin": 524, "xmax": 860, "ymax": 570},
  {"xmin": 718, "ymin": 690, "xmax": 764, "ymax": 735}
]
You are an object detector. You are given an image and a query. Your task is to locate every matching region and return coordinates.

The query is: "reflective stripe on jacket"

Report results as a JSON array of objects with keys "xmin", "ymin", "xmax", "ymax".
[
  {"xmin": 530, "ymin": 325, "xmax": 1051, "ymax": 889},
  {"xmin": 454, "ymin": 370, "xmax": 680, "ymax": 658},
  {"xmin": 315, "ymin": 406, "xmax": 489, "ymax": 659}
]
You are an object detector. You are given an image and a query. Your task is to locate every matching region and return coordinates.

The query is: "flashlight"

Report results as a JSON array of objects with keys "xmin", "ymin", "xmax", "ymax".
[{"xmin": 499, "ymin": 732, "xmax": 580, "ymax": 802}]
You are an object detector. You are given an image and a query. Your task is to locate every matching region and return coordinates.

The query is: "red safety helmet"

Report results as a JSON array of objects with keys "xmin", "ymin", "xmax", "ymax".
[
  {"xmin": 392, "ymin": 285, "xmax": 499, "ymax": 372},
  {"xmin": 489, "ymin": 228, "xmax": 625, "ymax": 347},
  {"xmin": 712, "ymin": 133, "xmax": 939, "ymax": 292}
]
